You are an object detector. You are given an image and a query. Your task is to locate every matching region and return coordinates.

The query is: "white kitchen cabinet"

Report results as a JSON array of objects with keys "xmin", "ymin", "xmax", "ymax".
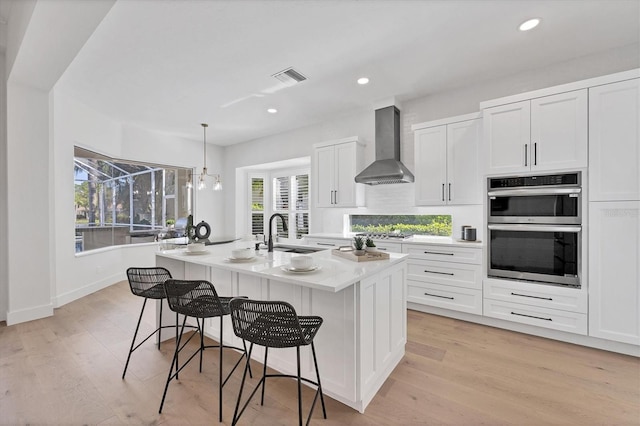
[
  {"xmin": 589, "ymin": 78, "xmax": 640, "ymax": 201},
  {"xmin": 413, "ymin": 113, "xmax": 481, "ymax": 205},
  {"xmin": 588, "ymin": 201, "xmax": 640, "ymax": 345},
  {"xmin": 403, "ymin": 242, "xmax": 483, "ymax": 315},
  {"xmin": 483, "ymin": 278, "xmax": 588, "ymax": 336},
  {"xmin": 312, "ymin": 137, "xmax": 364, "ymax": 208},
  {"xmin": 483, "ymin": 90, "xmax": 587, "ymax": 175},
  {"xmin": 303, "ymin": 236, "xmax": 351, "ymax": 249}
]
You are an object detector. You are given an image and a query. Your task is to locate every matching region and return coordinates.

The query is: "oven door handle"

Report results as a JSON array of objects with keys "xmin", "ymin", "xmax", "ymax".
[
  {"xmin": 487, "ymin": 188, "xmax": 581, "ymax": 197},
  {"xmin": 488, "ymin": 224, "xmax": 581, "ymax": 233}
]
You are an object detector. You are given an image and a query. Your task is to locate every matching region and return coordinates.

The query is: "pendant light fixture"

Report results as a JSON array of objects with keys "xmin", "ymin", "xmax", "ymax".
[{"xmin": 194, "ymin": 123, "xmax": 222, "ymax": 191}]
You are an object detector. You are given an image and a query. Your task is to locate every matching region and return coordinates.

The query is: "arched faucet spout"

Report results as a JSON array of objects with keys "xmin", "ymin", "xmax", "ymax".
[{"xmin": 268, "ymin": 213, "xmax": 288, "ymax": 252}]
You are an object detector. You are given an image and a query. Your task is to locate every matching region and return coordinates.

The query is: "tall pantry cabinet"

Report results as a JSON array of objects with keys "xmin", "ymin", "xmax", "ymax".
[{"xmin": 588, "ymin": 77, "xmax": 640, "ymax": 345}]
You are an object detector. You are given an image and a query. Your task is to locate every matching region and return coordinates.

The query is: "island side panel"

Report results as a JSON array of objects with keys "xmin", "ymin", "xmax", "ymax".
[{"xmin": 359, "ymin": 261, "xmax": 407, "ymax": 412}]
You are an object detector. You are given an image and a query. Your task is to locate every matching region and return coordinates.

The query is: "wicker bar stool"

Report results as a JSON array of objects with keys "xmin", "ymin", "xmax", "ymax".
[
  {"xmin": 122, "ymin": 266, "xmax": 180, "ymax": 379},
  {"xmin": 159, "ymin": 279, "xmax": 252, "ymax": 422},
  {"xmin": 229, "ymin": 299, "xmax": 327, "ymax": 426}
]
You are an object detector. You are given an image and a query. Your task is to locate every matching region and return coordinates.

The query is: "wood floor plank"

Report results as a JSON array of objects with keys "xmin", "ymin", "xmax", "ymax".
[{"xmin": 0, "ymin": 280, "xmax": 637, "ymax": 425}]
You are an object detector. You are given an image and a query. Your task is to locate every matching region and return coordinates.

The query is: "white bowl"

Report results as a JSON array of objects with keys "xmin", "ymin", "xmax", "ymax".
[
  {"xmin": 187, "ymin": 242, "xmax": 206, "ymax": 253},
  {"xmin": 291, "ymin": 255, "xmax": 313, "ymax": 270},
  {"xmin": 231, "ymin": 248, "xmax": 253, "ymax": 259}
]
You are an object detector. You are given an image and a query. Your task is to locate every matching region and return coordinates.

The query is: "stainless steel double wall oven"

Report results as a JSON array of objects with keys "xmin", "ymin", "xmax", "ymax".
[{"xmin": 487, "ymin": 172, "xmax": 582, "ymax": 287}]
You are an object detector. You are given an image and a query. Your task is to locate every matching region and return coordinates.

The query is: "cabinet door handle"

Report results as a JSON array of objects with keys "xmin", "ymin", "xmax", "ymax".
[
  {"xmin": 511, "ymin": 292, "xmax": 552, "ymax": 301},
  {"xmin": 424, "ymin": 270, "xmax": 454, "ymax": 276},
  {"xmin": 316, "ymin": 242, "xmax": 336, "ymax": 246},
  {"xmin": 377, "ymin": 247, "xmax": 387, "ymax": 251},
  {"xmin": 441, "ymin": 183, "xmax": 445, "ymax": 201},
  {"xmin": 524, "ymin": 143, "xmax": 528, "ymax": 166},
  {"xmin": 334, "ymin": 190, "xmax": 338, "ymax": 205},
  {"xmin": 424, "ymin": 292, "xmax": 454, "ymax": 300},
  {"xmin": 448, "ymin": 183, "xmax": 451, "ymax": 201},
  {"xmin": 534, "ymin": 142, "xmax": 537, "ymax": 165},
  {"xmin": 424, "ymin": 251, "xmax": 454, "ymax": 256},
  {"xmin": 511, "ymin": 311, "xmax": 552, "ymax": 321}
]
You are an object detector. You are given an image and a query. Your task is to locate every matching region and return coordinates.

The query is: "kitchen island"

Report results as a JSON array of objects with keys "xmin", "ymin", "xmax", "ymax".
[{"xmin": 156, "ymin": 241, "xmax": 408, "ymax": 413}]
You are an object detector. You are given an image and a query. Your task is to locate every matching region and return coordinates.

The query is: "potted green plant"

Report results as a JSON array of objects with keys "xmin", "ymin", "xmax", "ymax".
[
  {"xmin": 353, "ymin": 236, "xmax": 366, "ymax": 256},
  {"xmin": 166, "ymin": 219, "xmax": 175, "ymax": 229},
  {"xmin": 365, "ymin": 237, "xmax": 378, "ymax": 253}
]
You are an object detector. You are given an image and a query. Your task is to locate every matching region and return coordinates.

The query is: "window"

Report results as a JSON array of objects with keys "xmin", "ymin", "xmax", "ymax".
[
  {"xmin": 251, "ymin": 177, "xmax": 265, "ymax": 235},
  {"xmin": 248, "ymin": 169, "xmax": 309, "ymax": 240},
  {"xmin": 74, "ymin": 147, "xmax": 193, "ymax": 252},
  {"xmin": 273, "ymin": 173, "xmax": 309, "ymax": 239},
  {"xmin": 350, "ymin": 215, "xmax": 452, "ymax": 236}
]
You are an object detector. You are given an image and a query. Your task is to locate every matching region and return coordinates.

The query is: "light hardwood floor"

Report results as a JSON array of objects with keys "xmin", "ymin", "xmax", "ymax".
[{"xmin": 1, "ymin": 281, "xmax": 638, "ymax": 425}]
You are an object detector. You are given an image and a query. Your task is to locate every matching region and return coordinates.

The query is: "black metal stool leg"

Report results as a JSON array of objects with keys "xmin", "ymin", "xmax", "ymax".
[
  {"xmin": 159, "ymin": 315, "xmax": 188, "ymax": 413},
  {"xmin": 175, "ymin": 312, "xmax": 179, "ymax": 380},
  {"xmin": 312, "ymin": 341, "xmax": 327, "ymax": 419},
  {"xmin": 232, "ymin": 343, "xmax": 254, "ymax": 426},
  {"xmin": 242, "ymin": 339, "xmax": 253, "ymax": 378},
  {"xmin": 260, "ymin": 347, "xmax": 269, "ymax": 405},
  {"xmin": 122, "ymin": 298, "xmax": 148, "ymax": 379},
  {"xmin": 297, "ymin": 346, "xmax": 303, "ymax": 426},
  {"xmin": 218, "ymin": 315, "xmax": 223, "ymax": 422},
  {"xmin": 158, "ymin": 300, "xmax": 163, "ymax": 350},
  {"xmin": 198, "ymin": 318, "xmax": 204, "ymax": 373}
]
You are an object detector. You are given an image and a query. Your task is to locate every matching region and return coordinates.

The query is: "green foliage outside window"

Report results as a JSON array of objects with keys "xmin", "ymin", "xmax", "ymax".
[{"xmin": 350, "ymin": 215, "xmax": 452, "ymax": 236}]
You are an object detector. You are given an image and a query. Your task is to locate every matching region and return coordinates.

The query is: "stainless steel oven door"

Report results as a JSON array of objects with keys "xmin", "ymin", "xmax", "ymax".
[
  {"xmin": 487, "ymin": 224, "xmax": 581, "ymax": 287},
  {"xmin": 488, "ymin": 187, "xmax": 581, "ymax": 224}
]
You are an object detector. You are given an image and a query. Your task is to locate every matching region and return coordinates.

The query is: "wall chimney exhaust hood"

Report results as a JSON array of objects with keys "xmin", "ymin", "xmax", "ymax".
[{"xmin": 354, "ymin": 106, "xmax": 414, "ymax": 185}]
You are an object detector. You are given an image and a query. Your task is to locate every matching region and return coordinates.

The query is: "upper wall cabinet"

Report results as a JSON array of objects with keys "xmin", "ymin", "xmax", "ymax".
[
  {"xmin": 312, "ymin": 136, "xmax": 365, "ymax": 208},
  {"xmin": 589, "ymin": 78, "xmax": 640, "ymax": 202},
  {"xmin": 413, "ymin": 113, "xmax": 482, "ymax": 206},
  {"xmin": 482, "ymin": 90, "xmax": 588, "ymax": 175}
]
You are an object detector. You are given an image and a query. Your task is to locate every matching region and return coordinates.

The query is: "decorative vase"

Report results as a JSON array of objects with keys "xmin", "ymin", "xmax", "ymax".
[
  {"xmin": 365, "ymin": 246, "xmax": 378, "ymax": 253},
  {"xmin": 354, "ymin": 249, "xmax": 366, "ymax": 256}
]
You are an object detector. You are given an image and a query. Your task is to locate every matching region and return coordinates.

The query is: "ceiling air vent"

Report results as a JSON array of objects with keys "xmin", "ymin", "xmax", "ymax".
[{"xmin": 272, "ymin": 67, "xmax": 307, "ymax": 86}]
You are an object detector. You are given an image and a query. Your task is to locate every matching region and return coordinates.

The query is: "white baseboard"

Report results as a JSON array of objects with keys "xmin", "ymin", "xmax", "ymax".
[
  {"xmin": 6, "ymin": 302, "xmax": 54, "ymax": 325},
  {"xmin": 408, "ymin": 302, "xmax": 640, "ymax": 357},
  {"xmin": 54, "ymin": 271, "xmax": 126, "ymax": 308}
]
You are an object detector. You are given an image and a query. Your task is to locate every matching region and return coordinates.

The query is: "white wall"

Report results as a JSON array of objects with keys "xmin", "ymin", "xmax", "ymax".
[
  {"xmin": 224, "ymin": 44, "xmax": 639, "ymax": 240},
  {"xmin": 51, "ymin": 90, "xmax": 224, "ymax": 308},
  {"xmin": 6, "ymin": 81, "xmax": 53, "ymax": 324}
]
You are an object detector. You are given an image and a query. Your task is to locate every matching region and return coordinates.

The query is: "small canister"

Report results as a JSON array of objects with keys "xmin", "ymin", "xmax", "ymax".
[
  {"xmin": 461, "ymin": 225, "xmax": 471, "ymax": 240},
  {"xmin": 463, "ymin": 227, "xmax": 477, "ymax": 241}
]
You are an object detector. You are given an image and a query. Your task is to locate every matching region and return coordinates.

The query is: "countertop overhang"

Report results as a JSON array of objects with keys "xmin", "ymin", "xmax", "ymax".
[{"xmin": 156, "ymin": 240, "xmax": 407, "ymax": 293}]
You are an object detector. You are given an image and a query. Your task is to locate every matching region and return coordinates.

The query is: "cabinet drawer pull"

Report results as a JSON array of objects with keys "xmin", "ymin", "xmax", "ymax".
[
  {"xmin": 424, "ymin": 292, "xmax": 454, "ymax": 300},
  {"xmin": 424, "ymin": 251, "xmax": 454, "ymax": 256},
  {"xmin": 424, "ymin": 270, "xmax": 454, "ymax": 276},
  {"xmin": 510, "ymin": 311, "xmax": 552, "ymax": 321},
  {"xmin": 316, "ymin": 242, "xmax": 336, "ymax": 246},
  {"xmin": 377, "ymin": 247, "xmax": 387, "ymax": 251},
  {"xmin": 511, "ymin": 292, "xmax": 552, "ymax": 301}
]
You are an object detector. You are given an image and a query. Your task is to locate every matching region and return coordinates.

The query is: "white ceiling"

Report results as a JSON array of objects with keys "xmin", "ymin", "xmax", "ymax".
[{"xmin": 50, "ymin": 0, "xmax": 640, "ymax": 146}]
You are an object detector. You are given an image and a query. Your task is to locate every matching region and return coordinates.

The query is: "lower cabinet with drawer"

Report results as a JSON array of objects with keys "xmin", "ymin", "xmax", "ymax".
[
  {"xmin": 483, "ymin": 277, "xmax": 588, "ymax": 335},
  {"xmin": 403, "ymin": 243, "xmax": 483, "ymax": 315},
  {"xmin": 303, "ymin": 236, "xmax": 350, "ymax": 249}
]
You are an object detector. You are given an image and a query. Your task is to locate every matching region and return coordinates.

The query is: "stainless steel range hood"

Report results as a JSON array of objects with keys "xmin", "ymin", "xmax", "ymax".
[{"xmin": 354, "ymin": 106, "xmax": 414, "ymax": 185}]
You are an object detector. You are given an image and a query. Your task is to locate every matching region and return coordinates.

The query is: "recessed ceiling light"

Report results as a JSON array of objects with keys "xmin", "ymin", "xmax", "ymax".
[
  {"xmin": 357, "ymin": 77, "xmax": 370, "ymax": 85},
  {"xmin": 519, "ymin": 18, "xmax": 541, "ymax": 31},
  {"xmin": 267, "ymin": 108, "xmax": 278, "ymax": 114}
]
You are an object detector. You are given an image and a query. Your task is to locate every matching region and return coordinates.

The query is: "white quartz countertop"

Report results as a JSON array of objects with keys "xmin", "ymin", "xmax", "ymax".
[
  {"xmin": 305, "ymin": 233, "xmax": 484, "ymax": 247},
  {"xmin": 156, "ymin": 240, "xmax": 407, "ymax": 293}
]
